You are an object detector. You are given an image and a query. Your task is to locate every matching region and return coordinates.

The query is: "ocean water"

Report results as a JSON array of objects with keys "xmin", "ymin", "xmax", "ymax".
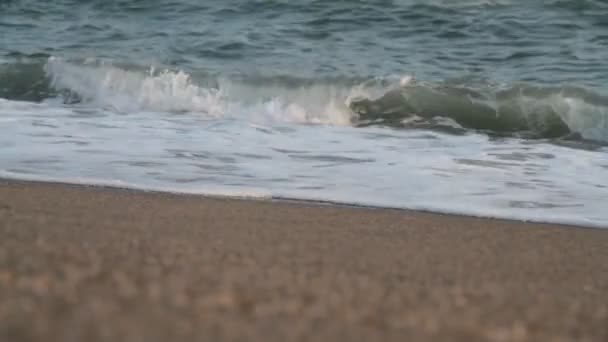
[{"xmin": 1, "ymin": 0, "xmax": 607, "ymax": 227}]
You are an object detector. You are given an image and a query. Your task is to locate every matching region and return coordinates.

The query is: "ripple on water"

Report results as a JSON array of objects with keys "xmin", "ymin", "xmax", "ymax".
[
  {"xmin": 508, "ymin": 201, "xmax": 583, "ymax": 209},
  {"xmin": 288, "ymin": 154, "xmax": 375, "ymax": 165},
  {"xmin": 453, "ymin": 158, "xmax": 519, "ymax": 169},
  {"xmin": 488, "ymin": 152, "xmax": 555, "ymax": 161}
]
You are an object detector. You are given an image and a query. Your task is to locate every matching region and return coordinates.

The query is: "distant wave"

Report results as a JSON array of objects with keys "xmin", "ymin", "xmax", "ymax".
[{"xmin": 1, "ymin": 56, "xmax": 608, "ymax": 142}]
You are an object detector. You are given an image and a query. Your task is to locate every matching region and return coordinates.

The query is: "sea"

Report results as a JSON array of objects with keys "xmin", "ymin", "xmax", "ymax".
[{"xmin": 1, "ymin": 0, "xmax": 607, "ymax": 227}]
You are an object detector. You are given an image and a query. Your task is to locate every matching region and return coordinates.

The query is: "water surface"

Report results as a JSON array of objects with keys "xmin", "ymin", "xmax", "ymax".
[{"xmin": 1, "ymin": 0, "xmax": 607, "ymax": 227}]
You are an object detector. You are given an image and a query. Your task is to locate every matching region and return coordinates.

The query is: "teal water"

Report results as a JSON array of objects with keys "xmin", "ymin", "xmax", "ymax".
[
  {"xmin": 1, "ymin": 0, "xmax": 607, "ymax": 226},
  {"xmin": 3, "ymin": 0, "xmax": 608, "ymax": 87}
]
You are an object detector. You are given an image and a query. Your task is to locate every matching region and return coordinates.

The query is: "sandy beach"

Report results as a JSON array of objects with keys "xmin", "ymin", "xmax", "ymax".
[{"xmin": 0, "ymin": 180, "xmax": 606, "ymax": 342}]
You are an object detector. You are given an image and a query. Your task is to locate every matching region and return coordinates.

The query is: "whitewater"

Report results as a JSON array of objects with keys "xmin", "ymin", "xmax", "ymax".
[{"xmin": 1, "ymin": 0, "xmax": 608, "ymax": 227}]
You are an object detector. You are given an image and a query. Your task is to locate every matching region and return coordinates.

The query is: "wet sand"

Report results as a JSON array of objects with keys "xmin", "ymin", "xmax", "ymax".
[{"xmin": 0, "ymin": 180, "xmax": 607, "ymax": 342}]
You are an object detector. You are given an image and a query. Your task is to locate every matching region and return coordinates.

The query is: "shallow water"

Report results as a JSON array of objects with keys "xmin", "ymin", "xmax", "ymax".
[{"xmin": 1, "ymin": 0, "xmax": 607, "ymax": 227}]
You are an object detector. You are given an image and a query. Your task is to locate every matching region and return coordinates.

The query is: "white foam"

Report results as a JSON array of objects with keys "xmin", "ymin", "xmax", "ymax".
[
  {"xmin": 44, "ymin": 58, "xmax": 360, "ymax": 126},
  {"xmin": 1, "ymin": 99, "xmax": 607, "ymax": 230},
  {"xmin": 399, "ymin": 75, "xmax": 414, "ymax": 87},
  {"xmin": 45, "ymin": 57, "xmax": 225, "ymax": 116}
]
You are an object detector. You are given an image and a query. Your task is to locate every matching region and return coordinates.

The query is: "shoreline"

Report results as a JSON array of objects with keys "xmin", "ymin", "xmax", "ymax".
[
  {"xmin": 0, "ymin": 177, "xmax": 601, "ymax": 230},
  {"xmin": 1, "ymin": 180, "xmax": 607, "ymax": 341}
]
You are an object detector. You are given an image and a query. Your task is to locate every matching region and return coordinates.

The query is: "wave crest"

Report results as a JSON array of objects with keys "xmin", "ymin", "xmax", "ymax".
[
  {"xmin": 1, "ymin": 56, "xmax": 607, "ymax": 142},
  {"xmin": 44, "ymin": 57, "xmax": 357, "ymax": 125},
  {"xmin": 350, "ymin": 80, "xmax": 608, "ymax": 142},
  {"xmin": 45, "ymin": 57, "xmax": 225, "ymax": 115}
]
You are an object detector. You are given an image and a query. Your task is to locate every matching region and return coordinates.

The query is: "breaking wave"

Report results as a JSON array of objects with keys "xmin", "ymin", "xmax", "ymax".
[
  {"xmin": 1, "ymin": 56, "xmax": 608, "ymax": 142},
  {"xmin": 350, "ymin": 81, "xmax": 608, "ymax": 142}
]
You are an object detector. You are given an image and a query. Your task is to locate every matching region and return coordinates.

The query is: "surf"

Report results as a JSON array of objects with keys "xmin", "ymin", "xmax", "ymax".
[{"xmin": 2, "ymin": 56, "xmax": 608, "ymax": 143}]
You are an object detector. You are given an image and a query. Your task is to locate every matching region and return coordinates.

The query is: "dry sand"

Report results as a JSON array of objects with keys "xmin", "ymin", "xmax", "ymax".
[{"xmin": 0, "ymin": 180, "xmax": 607, "ymax": 341}]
